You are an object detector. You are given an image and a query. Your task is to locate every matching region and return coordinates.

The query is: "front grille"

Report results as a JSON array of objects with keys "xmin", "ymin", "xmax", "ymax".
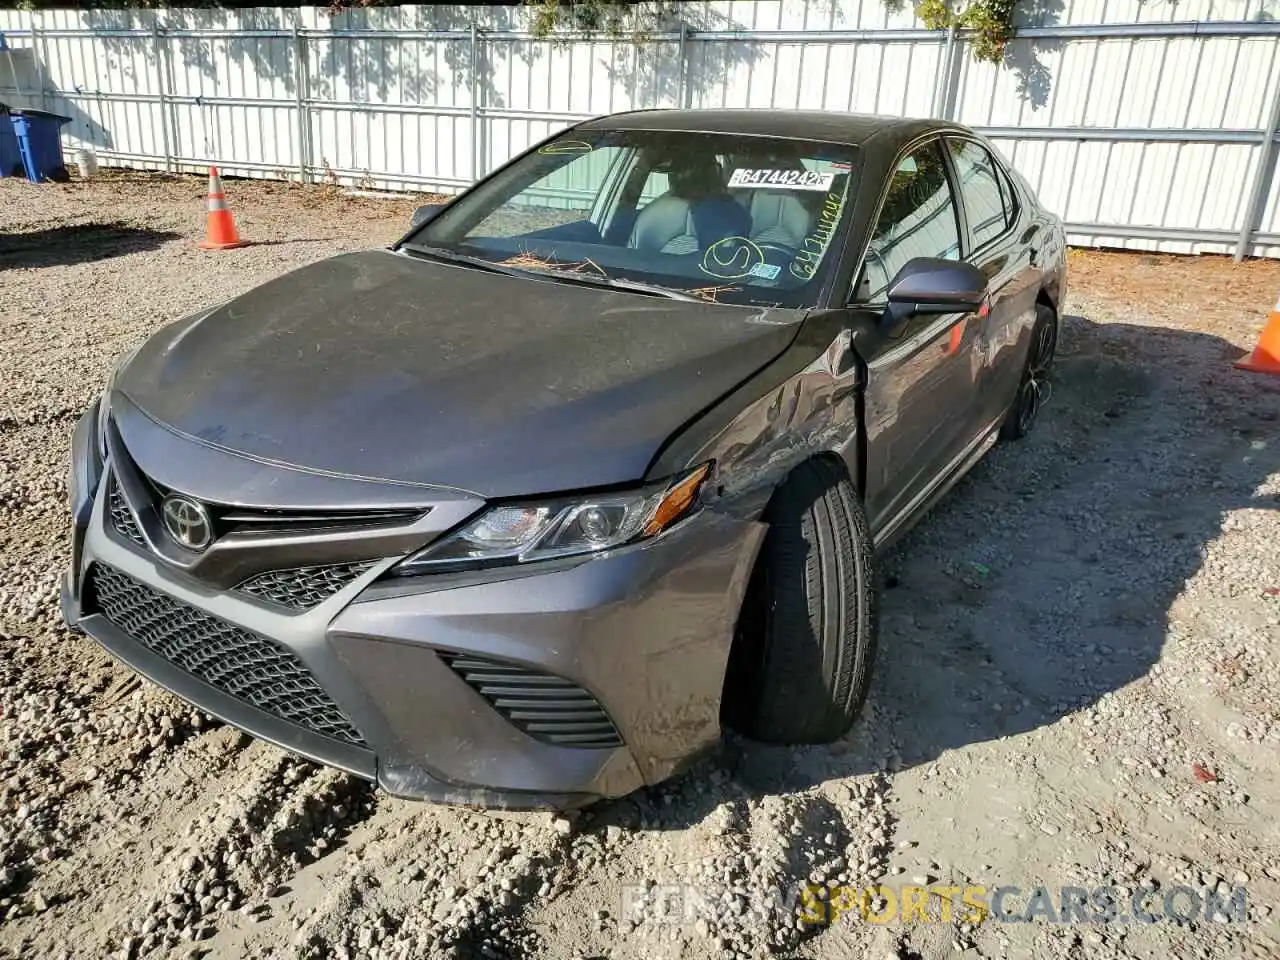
[
  {"xmin": 443, "ymin": 654, "xmax": 622, "ymax": 749},
  {"xmin": 107, "ymin": 475, "xmax": 146, "ymax": 548},
  {"xmin": 146, "ymin": 476, "xmax": 424, "ymax": 539},
  {"xmin": 236, "ymin": 561, "xmax": 376, "ymax": 611},
  {"xmin": 85, "ymin": 563, "xmax": 366, "ymax": 747},
  {"xmin": 216, "ymin": 506, "xmax": 424, "ymax": 536},
  {"xmin": 120, "ymin": 458, "xmax": 423, "ymax": 544}
]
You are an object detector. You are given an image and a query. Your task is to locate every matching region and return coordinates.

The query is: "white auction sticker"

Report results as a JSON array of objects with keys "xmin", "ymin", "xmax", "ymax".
[{"xmin": 728, "ymin": 168, "xmax": 835, "ymax": 191}]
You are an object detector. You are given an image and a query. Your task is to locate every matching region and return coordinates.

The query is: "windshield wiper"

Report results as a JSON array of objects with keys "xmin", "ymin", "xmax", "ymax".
[
  {"xmin": 528, "ymin": 268, "xmax": 697, "ymax": 302},
  {"xmin": 399, "ymin": 244, "xmax": 531, "ymax": 280}
]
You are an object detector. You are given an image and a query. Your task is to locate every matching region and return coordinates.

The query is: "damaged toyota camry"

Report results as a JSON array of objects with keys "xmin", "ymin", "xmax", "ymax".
[{"xmin": 63, "ymin": 109, "xmax": 1065, "ymax": 808}]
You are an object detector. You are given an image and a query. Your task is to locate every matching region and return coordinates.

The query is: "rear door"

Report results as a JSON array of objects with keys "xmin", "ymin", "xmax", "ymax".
[
  {"xmin": 853, "ymin": 138, "xmax": 984, "ymax": 536},
  {"xmin": 943, "ymin": 138, "xmax": 1041, "ymax": 427}
]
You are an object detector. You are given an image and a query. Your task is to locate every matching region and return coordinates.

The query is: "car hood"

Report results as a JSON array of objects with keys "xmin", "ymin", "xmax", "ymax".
[{"xmin": 115, "ymin": 250, "xmax": 804, "ymax": 499}]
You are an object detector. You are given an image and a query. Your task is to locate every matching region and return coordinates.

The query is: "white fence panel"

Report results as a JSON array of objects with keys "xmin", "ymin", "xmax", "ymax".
[{"xmin": 0, "ymin": 2, "xmax": 1277, "ymax": 257}]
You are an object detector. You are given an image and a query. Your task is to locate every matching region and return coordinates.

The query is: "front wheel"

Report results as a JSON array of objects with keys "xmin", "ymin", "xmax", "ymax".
[
  {"xmin": 721, "ymin": 458, "xmax": 878, "ymax": 744},
  {"xmin": 1000, "ymin": 303, "xmax": 1058, "ymax": 441}
]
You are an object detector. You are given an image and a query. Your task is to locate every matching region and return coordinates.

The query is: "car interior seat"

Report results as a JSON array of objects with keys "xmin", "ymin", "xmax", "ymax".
[
  {"xmin": 739, "ymin": 191, "xmax": 813, "ymax": 249},
  {"xmin": 629, "ymin": 154, "xmax": 751, "ymax": 255}
]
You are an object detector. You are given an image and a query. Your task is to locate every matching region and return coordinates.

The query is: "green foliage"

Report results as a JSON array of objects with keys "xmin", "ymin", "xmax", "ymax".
[
  {"xmin": 11, "ymin": 0, "xmax": 1022, "ymax": 69},
  {"xmin": 524, "ymin": 0, "xmax": 681, "ymax": 40},
  {"xmin": 529, "ymin": 0, "xmax": 1022, "ymax": 67},
  {"xmin": 916, "ymin": 0, "xmax": 1019, "ymax": 64}
]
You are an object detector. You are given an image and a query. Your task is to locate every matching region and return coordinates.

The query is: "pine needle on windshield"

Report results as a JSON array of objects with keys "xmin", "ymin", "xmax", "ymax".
[
  {"xmin": 501, "ymin": 248, "xmax": 609, "ymax": 278},
  {"xmin": 688, "ymin": 284, "xmax": 741, "ymax": 303},
  {"xmin": 561, "ymin": 257, "xmax": 608, "ymax": 277},
  {"xmin": 501, "ymin": 251, "xmax": 560, "ymax": 270}
]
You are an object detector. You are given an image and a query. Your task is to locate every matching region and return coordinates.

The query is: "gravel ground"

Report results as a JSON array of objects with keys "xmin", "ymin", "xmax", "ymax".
[{"xmin": 1, "ymin": 171, "xmax": 1278, "ymax": 960}]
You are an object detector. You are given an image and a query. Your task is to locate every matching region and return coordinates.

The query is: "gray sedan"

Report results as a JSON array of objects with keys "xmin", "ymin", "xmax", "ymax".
[{"xmin": 62, "ymin": 109, "xmax": 1066, "ymax": 808}]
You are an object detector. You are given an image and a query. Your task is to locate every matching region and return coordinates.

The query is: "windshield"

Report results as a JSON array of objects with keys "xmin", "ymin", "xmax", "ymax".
[{"xmin": 402, "ymin": 129, "xmax": 861, "ymax": 308}]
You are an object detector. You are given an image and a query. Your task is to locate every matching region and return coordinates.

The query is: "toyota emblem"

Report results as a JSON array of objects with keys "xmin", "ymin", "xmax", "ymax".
[{"xmin": 161, "ymin": 495, "xmax": 213, "ymax": 550}]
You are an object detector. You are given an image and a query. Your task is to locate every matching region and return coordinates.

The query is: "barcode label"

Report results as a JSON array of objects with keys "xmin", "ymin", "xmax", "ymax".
[{"xmin": 727, "ymin": 168, "xmax": 836, "ymax": 191}]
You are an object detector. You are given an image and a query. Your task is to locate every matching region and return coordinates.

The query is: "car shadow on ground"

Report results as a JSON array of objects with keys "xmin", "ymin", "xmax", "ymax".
[
  {"xmin": 241, "ymin": 237, "xmax": 344, "ymax": 247},
  {"xmin": 0, "ymin": 221, "xmax": 181, "ymax": 269},
  {"xmin": 598, "ymin": 314, "xmax": 1278, "ymax": 826}
]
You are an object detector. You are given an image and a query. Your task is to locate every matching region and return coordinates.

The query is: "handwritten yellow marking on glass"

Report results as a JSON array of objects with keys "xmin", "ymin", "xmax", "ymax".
[
  {"xmin": 699, "ymin": 236, "xmax": 765, "ymax": 280},
  {"xmin": 537, "ymin": 140, "xmax": 594, "ymax": 155},
  {"xmin": 789, "ymin": 189, "xmax": 844, "ymax": 280}
]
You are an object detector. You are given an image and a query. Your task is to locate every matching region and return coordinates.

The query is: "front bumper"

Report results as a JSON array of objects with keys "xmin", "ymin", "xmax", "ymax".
[{"xmin": 63, "ymin": 408, "xmax": 765, "ymax": 808}]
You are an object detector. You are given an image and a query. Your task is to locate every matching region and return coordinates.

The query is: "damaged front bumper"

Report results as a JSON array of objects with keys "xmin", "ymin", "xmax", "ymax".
[{"xmin": 62, "ymin": 407, "xmax": 765, "ymax": 809}]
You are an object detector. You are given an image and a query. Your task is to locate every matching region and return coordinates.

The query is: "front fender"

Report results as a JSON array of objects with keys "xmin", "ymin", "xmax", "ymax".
[{"xmin": 645, "ymin": 311, "xmax": 865, "ymax": 519}]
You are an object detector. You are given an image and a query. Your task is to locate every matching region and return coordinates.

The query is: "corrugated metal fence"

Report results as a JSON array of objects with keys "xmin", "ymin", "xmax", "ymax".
[{"xmin": 1, "ymin": 2, "xmax": 1278, "ymax": 258}]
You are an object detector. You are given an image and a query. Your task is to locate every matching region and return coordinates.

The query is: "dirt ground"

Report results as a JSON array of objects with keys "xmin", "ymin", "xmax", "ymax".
[{"xmin": 0, "ymin": 171, "xmax": 1278, "ymax": 960}]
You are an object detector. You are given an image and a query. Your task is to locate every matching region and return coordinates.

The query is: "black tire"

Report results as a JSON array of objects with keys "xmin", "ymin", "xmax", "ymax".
[
  {"xmin": 722, "ymin": 457, "xmax": 878, "ymax": 744},
  {"xmin": 1000, "ymin": 302, "xmax": 1058, "ymax": 441}
]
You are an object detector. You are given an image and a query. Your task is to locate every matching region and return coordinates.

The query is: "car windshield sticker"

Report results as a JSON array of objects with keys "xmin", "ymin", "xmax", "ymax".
[
  {"xmin": 700, "ymin": 237, "xmax": 766, "ymax": 280},
  {"xmin": 728, "ymin": 168, "xmax": 835, "ymax": 191},
  {"xmin": 748, "ymin": 261, "xmax": 782, "ymax": 280},
  {"xmin": 538, "ymin": 140, "xmax": 593, "ymax": 155},
  {"xmin": 789, "ymin": 190, "xmax": 844, "ymax": 280}
]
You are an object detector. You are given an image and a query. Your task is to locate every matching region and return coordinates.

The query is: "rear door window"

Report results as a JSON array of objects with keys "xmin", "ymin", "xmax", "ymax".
[{"xmin": 946, "ymin": 139, "xmax": 1013, "ymax": 250}]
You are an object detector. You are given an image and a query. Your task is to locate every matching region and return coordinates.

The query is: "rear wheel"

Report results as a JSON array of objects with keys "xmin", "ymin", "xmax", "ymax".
[
  {"xmin": 722, "ymin": 458, "xmax": 878, "ymax": 744},
  {"xmin": 1001, "ymin": 302, "xmax": 1058, "ymax": 441}
]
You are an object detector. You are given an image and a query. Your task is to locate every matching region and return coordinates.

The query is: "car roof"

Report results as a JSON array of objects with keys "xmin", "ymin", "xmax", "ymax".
[{"xmin": 576, "ymin": 109, "xmax": 953, "ymax": 153}]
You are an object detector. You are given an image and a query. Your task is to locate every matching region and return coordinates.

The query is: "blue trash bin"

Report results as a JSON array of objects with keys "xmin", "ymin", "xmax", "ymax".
[
  {"xmin": 0, "ymin": 107, "xmax": 22, "ymax": 178},
  {"xmin": 11, "ymin": 109, "xmax": 71, "ymax": 183}
]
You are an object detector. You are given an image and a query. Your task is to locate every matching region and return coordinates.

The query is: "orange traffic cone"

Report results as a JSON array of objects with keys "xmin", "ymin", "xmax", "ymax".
[
  {"xmin": 199, "ymin": 166, "xmax": 248, "ymax": 250},
  {"xmin": 1235, "ymin": 293, "xmax": 1280, "ymax": 375}
]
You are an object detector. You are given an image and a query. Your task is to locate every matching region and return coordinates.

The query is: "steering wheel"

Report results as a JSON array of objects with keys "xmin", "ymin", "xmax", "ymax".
[
  {"xmin": 753, "ymin": 240, "xmax": 800, "ymax": 261},
  {"xmin": 699, "ymin": 236, "xmax": 799, "ymax": 283}
]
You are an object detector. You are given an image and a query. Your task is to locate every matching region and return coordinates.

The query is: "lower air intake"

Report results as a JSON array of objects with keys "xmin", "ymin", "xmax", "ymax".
[
  {"xmin": 441, "ymin": 654, "xmax": 622, "ymax": 749},
  {"xmin": 84, "ymin": 563, "xmax": 366, "ymax": 747}
]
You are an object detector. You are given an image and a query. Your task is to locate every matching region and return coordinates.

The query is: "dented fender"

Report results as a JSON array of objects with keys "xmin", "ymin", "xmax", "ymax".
[{"xmin": 645, "ymin": 310, "xmax": 870, "ymax": 520}]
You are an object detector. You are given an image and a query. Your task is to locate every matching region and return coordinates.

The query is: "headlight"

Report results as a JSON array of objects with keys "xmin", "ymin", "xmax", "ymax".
[{"xmin": 393, "ymin": 463, "xmax": 711, "ymax": 576}]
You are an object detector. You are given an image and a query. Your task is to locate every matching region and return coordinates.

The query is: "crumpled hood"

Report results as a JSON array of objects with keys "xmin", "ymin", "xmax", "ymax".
[{"xmin": 115, "ymin": 250, "xmax": 803, "ymax": 498}]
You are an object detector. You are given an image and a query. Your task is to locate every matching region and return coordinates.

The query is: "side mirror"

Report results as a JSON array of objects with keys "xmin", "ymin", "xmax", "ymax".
[
  {"xmin": 410, "ymin": 201, "xmax": 449, "ymax": 228},
  {"xmin": 882, "ymin": 257, "xmax": 988, "ymax": 336}
]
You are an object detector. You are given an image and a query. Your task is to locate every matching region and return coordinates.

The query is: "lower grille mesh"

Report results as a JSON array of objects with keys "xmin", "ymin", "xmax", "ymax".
[
  {"xmin": 236, "ymin": 562, "xmax": 376, "ymax": 611},
  {"xmin": 107, "ymin": 476, "xmax": 145, "ymax": 548},
  {"xmin": 442, "ymin": 654, "xmax": 622, "ymax": 749},
  {"xmin": 85, "ymin": 563, "xmax": 366, "ymax": 747}
]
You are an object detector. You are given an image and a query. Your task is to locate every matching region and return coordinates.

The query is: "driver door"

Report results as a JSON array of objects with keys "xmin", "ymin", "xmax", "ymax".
[{"xmin": 853, "ymin": 140, "xmax": 984, "ymax": 540}]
